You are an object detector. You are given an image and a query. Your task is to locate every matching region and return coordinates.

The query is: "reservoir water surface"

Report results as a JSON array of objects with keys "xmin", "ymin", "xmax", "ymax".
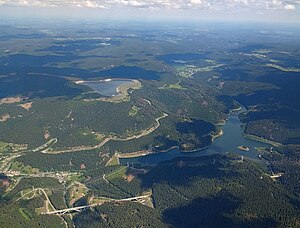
[
  {"xmin": 120, "ymin": 108, "xmax": 270, "ymax": 166},
  {"xmin": 80, "ymin": 79, "xmax": 135, "ymax": 97}
]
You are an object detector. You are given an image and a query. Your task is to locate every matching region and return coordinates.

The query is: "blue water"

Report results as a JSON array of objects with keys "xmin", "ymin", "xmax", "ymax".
[
  {"xmin": 120, "ymin": 108, "xmax": 270, "ymax": 166},
  {"xmin": 157, "ymin": 53, "xmax": 207, "ymax": 64},
  {"xmin": 81, "ymin": 79, "xmax": 133, "ymax": 97}
]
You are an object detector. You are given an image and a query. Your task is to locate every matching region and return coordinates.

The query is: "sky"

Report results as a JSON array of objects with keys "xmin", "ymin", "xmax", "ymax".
[{"xmin": 0, "ymin": 0, "xmax": 299, "ymax": 23}]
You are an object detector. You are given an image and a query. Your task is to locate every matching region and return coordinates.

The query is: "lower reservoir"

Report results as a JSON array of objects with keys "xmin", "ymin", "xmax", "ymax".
[{"xmin": 120, "ymin": 108, "xmax": 270, "ymax": 166}]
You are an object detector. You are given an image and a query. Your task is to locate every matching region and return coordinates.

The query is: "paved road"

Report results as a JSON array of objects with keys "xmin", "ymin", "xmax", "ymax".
[{"xmin": 43, "ymin": 194, "xmax": 151, "ymax": 215}]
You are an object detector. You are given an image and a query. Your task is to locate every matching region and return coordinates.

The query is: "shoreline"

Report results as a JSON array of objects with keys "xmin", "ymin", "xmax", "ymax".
[
  {"xmin": 212, "ymin": 129, "xmax": 224, "ymax": 142},
  {"xmin": 74, "ymin": 78, "xmax": 135, "ymax": 84},
  {"xmin": 242, "ymin": 133, "xmax": 282, "ymax": 147},
  {"xmin": 75, "ymin": 78, "xmax": 142, "ymax": 102},
  {"xmin": 117, "ymin": 131, "xmax": 222, "ymax": 159},
  {"xmin": 116, "ymin": 122, "xmax": 280, "ymax": 161},
  {"xmin": 228, "ymin": 104, "xmax": 282, "ymax": 147},
  {"xmin": 231, "ymin": 106, "xmax": 242, "ymax": 112},
  {"xmin": 117, "ymin": 143, "xmax": 212, "ymax": 159},
  {"xmin": 117, "ymin": 150, "xmax": 154, "ymax": 159},
  {"xmin": 117, "ymin": 146, "xmax": 180, "ymax": 159},
  {"xmin": 117, "ymin": 105, "xmax": 279, "ymax": 161}
]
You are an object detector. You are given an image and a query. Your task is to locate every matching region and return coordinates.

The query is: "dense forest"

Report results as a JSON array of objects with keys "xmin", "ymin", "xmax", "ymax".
[
  {"xmin": 221, "ymin": 67, "xmax": 300, "ymax": 145},
  {"xmin": 0, "ymin": 177, "xmax": 66, "ymax": 227},
  {"xmin": 1, "ymin": 21, "xmax": 300, "ymax": 228},
  {"xmin": 100, "ymin": 114, "xmax": 217, "ymax": 155},
  {"xmin": 263, "ymin": 144, "xmax": 300, "ymax": 198},
  {"xmin": 74, "ymin": 202, "xmax": 165, "ymax": 228},
  {"xmin": 73, "ymin": 155, "xmax": 300, "ymax": 227},
  {"xmin": 0, "ymin": 96, "xmax": 162, "ymax": 149}
]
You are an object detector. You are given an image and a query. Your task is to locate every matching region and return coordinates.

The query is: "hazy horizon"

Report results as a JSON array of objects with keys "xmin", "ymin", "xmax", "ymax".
[{"xmin": 0, "ymin": 0, "xmax": 299, "ymax": 25}]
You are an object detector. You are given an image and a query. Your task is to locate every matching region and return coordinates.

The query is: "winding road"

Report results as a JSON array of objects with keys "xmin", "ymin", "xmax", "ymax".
[{"xmin": 42, "ymin": 112, "xmax": 168, "ymax": 155}]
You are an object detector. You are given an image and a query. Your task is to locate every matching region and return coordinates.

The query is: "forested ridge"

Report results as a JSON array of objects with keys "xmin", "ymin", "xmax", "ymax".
[
  {"xmin": 1, "ymin": 22, "xmax": 300, "ymax": 228},
  {"xmin": 73, "ymin": 155, "xmax": 300, "ymax": 227}
]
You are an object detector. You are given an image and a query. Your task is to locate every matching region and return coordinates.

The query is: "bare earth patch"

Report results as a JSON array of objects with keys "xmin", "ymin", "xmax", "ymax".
[
  {"xmin": 100, "ymin": 213, "xmax": 109, "ymax": 223},
  {"xmin": 81, "ymin": 79, "xmax": 142, "ymax": 103},
  {"xmin": 0, "ymin": 96, "xmax": 23, "ymax": 105},
  {"xmin": 18, "ymin": 102, "xmax": 33, "ymax": 110},
  {"xmin": 0, "ymin": 114, "xmax": 11, "ymax": 122},
  {"xmin": 0, "ymin": 179, "xmax": 10, "ymax": 188},
  {"xmin": 68, "ymin": 183, "xmax": 88, "ymax": 206},
  {"xmin": 44, "ymin": 130, "xmax": 50, "ymax": 140},
  {"xmin": 123, "ymin": 174, "xmax": 135, "ymax": 182}
]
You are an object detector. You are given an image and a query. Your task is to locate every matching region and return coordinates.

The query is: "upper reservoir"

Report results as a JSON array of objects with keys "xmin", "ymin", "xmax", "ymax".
[
  {"xmin": 77, "ymin": 79, "xmax": 136, "ymax": 97},
  {"xmin": 120, "ymin": 107, "xmax": 270, "ymax": 166}
]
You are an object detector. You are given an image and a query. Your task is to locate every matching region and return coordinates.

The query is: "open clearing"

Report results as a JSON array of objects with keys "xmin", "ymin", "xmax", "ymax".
[
  {"xmin": 0, "ymin": 96, "xmax": 23, "ymax": 105},
  {"xmin": 0, "ymin": 114, "xmax": 11, "ymax": 122},
  {"xmin": 18, "ymin": 102, "xmax": 33, "ymax": 110}
]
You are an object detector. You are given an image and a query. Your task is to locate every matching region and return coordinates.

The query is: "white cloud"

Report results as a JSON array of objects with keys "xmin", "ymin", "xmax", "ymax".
[
  {"xmin": 19, "ymin": 0, "xmax": 30, "ymax": 6},
  {"xmin": 0, "ymin": 0, "xmax": 299, "ymax": 12},
  {"xmin": 284, "ymin": 4, "xmax": 296, "ymax": 10},
  {"xmin": 84, "ymin": 0, "xmax": 106, "ymax": 8},
  {"xmin": 191, "ymin": 0, "xmax": 202, "ymax": 5}
]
